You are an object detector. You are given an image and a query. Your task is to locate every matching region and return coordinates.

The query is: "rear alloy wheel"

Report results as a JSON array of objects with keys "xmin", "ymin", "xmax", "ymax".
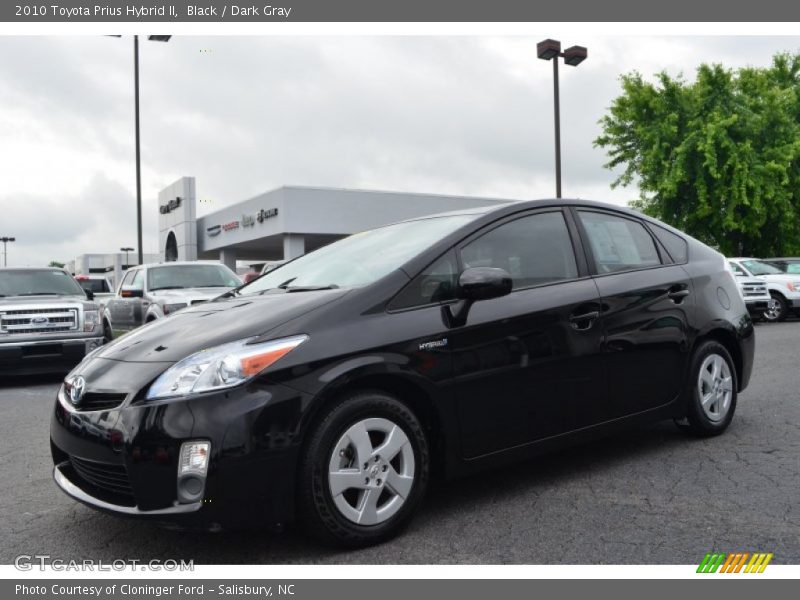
[
  {"xmin": 675, "ymin": 341, "xmax": 737, "ymax": 436},
  {"xmin": 763, "ymin": 294, "xmax": 787, "ymax": 322},
  {"xmin": 299, "ymin": 391, "xmax": 429, "ymax": 547}
]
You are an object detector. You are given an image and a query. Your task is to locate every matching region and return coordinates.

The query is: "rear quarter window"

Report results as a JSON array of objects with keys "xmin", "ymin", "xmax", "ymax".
[{"xmin": 649, "ymin": 224, "xmax": 689, "ymax": 264}]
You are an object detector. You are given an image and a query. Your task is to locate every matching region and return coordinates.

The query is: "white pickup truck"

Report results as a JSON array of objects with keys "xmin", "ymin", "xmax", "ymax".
[{"xmin": 0, "ymin": 268, "xmax": 104, "ymax": 375}]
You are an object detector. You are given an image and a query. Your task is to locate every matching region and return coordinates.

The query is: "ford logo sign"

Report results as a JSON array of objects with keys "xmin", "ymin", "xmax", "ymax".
[
  {"xmin": 69, "ymin": 376, "xmax": 86, "ymax": 405},
  {"xmin": 31, "ymin": 316, "xmax": 49, "ymax": 326}
]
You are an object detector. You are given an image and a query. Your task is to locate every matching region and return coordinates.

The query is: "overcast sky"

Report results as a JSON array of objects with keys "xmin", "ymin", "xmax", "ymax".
[{"xmin": 1, "ymin": 35, "xmax": 800, "ymax": 267}]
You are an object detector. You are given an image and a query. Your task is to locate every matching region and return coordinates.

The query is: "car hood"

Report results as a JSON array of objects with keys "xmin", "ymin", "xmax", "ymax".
[
  {"xmin": 96, "ymin": 288, "xmax": 350, "ymax": 363},
  {"xmin": 149, "ymin": 287, "xmax": 234, "ymax": 303},
  {"xmin": 0, "ymin": 294, "xmax": 89, "ymax": 306},
  {"xmin": 756, "ymin": 274, "xmax": 799, "ymax": 284}
]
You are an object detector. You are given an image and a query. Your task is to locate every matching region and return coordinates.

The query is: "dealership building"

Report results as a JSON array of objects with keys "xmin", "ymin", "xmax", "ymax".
[{"xmin": 158, "ymin": 176, "xmax": 514, "ymax": 269}]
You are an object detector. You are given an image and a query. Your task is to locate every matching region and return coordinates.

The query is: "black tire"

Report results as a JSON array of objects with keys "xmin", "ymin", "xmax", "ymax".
[
  {"xmin": 763, "ymin": 292, "xmax": 788, "ymax": 322},
  {"xmin": 298, "ymin": 390, "xmax": 429, "ymax": 548},
  {"xmin": 674, "ymin": 341, "xmax": 737, "ymax": 437},
  {"xmin": 102, "ymin": 320, "xmax": 113, "ymax": 344}
]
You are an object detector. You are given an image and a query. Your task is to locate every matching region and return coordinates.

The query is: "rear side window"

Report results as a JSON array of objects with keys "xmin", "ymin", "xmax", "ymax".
[
  {"xmin": 649, "ymin": 223, "xmax": 688, "ymax": 263},
  {"xmin": 578, "ymin": 211, "xmax": 661, "ymax": 274},
  {"xmin": 460, "ymin": 211, "xmax": 578, "ymax": 290},
  {"xmin": 390, "ymin": 252, "xmax": 458, "ymax": 309}
]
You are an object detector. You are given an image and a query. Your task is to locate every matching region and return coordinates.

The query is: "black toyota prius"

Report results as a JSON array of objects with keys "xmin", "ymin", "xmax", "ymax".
[{"xmin": 51, "ymin": 199, "xmax": 754, "ymax": 547}]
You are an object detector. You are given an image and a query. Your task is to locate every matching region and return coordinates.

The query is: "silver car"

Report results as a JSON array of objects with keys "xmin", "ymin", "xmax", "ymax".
[{"xmin": 102, "ymin": 261, "xmax": 242, "ymax": 340}]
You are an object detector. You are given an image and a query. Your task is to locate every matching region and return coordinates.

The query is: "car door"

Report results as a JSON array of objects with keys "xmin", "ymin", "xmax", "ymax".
[
  {"xmin": 106, "ymin": 270, "xmax": 134, "ymax": 336},
  {"xmin": 574, "ymin": 208, "xmax": 693, "ymax": 418},
  {"xmin": 116, "ymin": 269, "xmax": 145, "ymax": 332},
  {"xmin": 447, "ymin": 209, "xmax": 608, "ymax": 459}
]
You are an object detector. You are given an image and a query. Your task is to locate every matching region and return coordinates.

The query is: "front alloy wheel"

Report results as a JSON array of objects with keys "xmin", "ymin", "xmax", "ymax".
[
  {"xmin": 328, "ymin": 417, "xmax": 416, "ymax": 526},
  {"xmin": 299, "ymin": 391, "xmax": 429, "ymax": 547},
  {"xmin": 763, "ymin": 294, "xmax": 787, "ymax": 322}
]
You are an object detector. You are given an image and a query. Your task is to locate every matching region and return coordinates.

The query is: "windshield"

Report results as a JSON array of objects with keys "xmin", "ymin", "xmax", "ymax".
[
  {"xmin": 0, "ymin": 270, "xmax": 85, "ymax": 297},
  {"xmin": 240, "ymin": 215, "xmax": 475, "ymax": 294},
  {"xmin": 741, "ymin": 260, "xmax": 783, "ymax": 276},
  {"xmin": 147, "ymin": 264, "xmax": 241, "ymax": 291},
  {"xmin": 77, "ymin": 279, "xmax": 110, "ymax": 293}
]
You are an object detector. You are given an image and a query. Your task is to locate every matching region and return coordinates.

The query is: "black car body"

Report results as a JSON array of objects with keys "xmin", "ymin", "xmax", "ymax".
[{"xmin": 50, "ymin": 199, "xmax": 754, "ymax": 546}]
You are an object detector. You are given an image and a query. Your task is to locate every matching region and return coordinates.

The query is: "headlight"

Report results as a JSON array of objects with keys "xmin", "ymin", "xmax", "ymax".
[
  {"xmin": 163, "ymin": 302, "xmax": 188, "ymax": 315},
  {"xmin": 146, "ymin": 335, "xmax": 308, "ymax": 400},
  {"xmin": 83, "ymin": 310, "xmax": 99, "ymax": 332}
]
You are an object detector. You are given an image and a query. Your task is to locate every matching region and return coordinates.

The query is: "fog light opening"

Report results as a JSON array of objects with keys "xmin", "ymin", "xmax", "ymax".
[{"xmin": 177, "ymin": 441, "xmax": 210, "ymax": 504}]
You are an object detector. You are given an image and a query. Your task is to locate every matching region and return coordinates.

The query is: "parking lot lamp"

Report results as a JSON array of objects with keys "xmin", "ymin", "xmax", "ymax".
[
  {"xmin": 537, "ymin": 39, "xmax": 588, "ymax": 198},
  {"xmin": 111, "ymin": 35, "xmax": 172, "ymax": 266},
  {"xmin": 1, "ymin": 236, "xmax": 15, "ymax": 267},
  {"xmin": 120, "ymin": 247, "xmax": 134, "ymax": 269}
]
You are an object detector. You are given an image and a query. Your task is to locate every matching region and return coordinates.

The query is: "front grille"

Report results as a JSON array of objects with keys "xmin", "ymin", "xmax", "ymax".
[
  {"xmin": 75, "ymin": 392, "xmax": 127, "ymax": 412},
  {"xmin": 69, "ymin": 456, "xmax": 135, "ymax": 504},
  {"xmin": 0, "ymin": 307, "xmax": 78, "ymax": 334},
  {"xmin": 69, "ymin": 456, "xmax": 135, "ymax": 505},
  {"xmin": 742, "ymin": 283, "xmax": 768, "ymax": 297}
]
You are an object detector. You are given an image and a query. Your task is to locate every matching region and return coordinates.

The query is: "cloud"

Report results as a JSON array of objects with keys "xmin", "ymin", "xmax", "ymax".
[{"xmin": 1, "ymin": 35, "xmax": 800, "ymax": 266}]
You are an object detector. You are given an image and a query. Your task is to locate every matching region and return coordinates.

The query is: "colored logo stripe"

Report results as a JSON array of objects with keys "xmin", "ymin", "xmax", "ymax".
[{"xmin": 697, "ymin": 552, "xmax": 773, "ymax": 573}]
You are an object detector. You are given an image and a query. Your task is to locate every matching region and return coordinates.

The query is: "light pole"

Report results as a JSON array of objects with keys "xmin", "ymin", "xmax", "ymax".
[
  {"xmin": 120, "ymin": 247, "xmax": 134, "ymax": 269},
  {"xmin": 537, "ymin": 39, "xmax": 588, "ymax": 198},
  {"xmin": 112, "ymin": 35, "xmax": 172, "ymax": 266},
  {"xmin": 0, "ymin": 237, "xmax": 15, "ymax": 267}
]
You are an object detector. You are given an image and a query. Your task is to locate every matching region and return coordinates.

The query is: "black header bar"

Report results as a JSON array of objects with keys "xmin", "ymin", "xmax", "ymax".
[{"xmin": 3, "ymin": 0, "xmax": 800, "ymax": 22}]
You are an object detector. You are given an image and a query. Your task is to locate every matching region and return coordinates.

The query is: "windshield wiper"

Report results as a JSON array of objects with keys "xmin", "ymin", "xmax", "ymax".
[
  {"xmin": 150, "ymin": 286, "xmax": 185, "ymax": 291},
  {"xmin": 283, "ymin": 284, "xmax": 340, "ymax": 292},
  {"xmin": 276, "ymin": 277, "xmax": 297, "ymax": 289}
]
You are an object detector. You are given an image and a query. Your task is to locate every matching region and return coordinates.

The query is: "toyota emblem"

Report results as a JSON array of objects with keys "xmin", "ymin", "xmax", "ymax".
[{"xmin": 69, "ymin": 376, "xmax": 86, "ymax": 405}]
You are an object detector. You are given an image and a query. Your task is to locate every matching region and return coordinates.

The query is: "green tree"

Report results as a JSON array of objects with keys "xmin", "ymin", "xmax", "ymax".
[
  {"xmin": 48, "ymin": 261, "xmax": 65, "ymax": 268},
  {"xmin": 595, "ymin": 53, "xmax": 800, "ymax": 256}
]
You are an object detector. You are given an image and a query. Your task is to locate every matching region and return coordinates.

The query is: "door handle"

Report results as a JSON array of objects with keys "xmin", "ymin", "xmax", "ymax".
[
  {"xmin": 667, "ymin": 286, "xmax": 690, "ymax": 303},
  {"xmin": 569, "ymin": 310, "xmax": 600, "ymax": 331}
]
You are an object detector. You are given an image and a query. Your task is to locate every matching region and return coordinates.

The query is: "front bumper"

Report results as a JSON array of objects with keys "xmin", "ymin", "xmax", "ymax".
[
  {"xmin": 744, "ymin": 299, "xmax": 769, "ymax": 315},
  {"xmin": 0, "ymin": 336, "xmax": 103, "ymax": 375},
  {"xmin": 50, "ymin": 378, "xmax": 312, "ymax": 530}
]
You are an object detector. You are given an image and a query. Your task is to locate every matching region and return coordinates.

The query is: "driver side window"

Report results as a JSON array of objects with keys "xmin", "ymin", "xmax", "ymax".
[{"xmin": 118, "ymin": 270, "xmax": 135, "ymax": 293}]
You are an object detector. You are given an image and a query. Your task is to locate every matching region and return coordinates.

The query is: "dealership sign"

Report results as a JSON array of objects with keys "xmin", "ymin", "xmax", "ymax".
[
  {"xmin": 206, "ymin": 225, "xmax": 221, "ymax": 237},
  {"xmin": 160, "ymin": 196, "xmax": 182, "ymax": 214},
  {"xmin": 222, "ymin": 221, "xmax": 240, "ymax": 232},
  {"xmin": 241, "ymin": 214, "xmax": 255, "ymax": 227},
  {"xmin": 257, "ymin": 208, "xmax": 279, "ymax": 223}
]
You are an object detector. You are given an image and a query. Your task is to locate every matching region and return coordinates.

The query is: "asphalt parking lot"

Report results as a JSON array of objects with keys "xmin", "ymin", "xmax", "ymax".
[{"xmin": 1, "ymin": 322, "xmax": 799, "ymax": 565}]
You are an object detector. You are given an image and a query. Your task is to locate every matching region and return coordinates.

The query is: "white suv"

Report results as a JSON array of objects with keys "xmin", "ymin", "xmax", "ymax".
[{"xmin": 729, "ymin": 257, "xmax": 800, "ymax": 322}]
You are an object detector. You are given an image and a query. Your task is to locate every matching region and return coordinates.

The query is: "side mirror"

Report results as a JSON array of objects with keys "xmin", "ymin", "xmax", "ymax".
[
  {"xmin": 120, "ymin": 287, "xmax": 144, "ymax": 298},
  {"xmin": 84, "ymin": 289, "xmax": 95, "ymax": 301},
  {"xmin": 444, "ymin": 267, "xmax": 512, "ymax": 328},
  {"xmin": 459, "ymin": 267, "xmax": 513, "ymax": 301}
]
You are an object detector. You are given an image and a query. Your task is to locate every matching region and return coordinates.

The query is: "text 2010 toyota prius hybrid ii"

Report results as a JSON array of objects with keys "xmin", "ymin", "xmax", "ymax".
[{"xmin": 51, "ymin": 200, "xmax": 754, "ymax": 547}]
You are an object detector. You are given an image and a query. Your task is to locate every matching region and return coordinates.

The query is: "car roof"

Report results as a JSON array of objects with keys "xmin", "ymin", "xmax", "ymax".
[
  {"xmin": 132, "ymin": 261, "xmax": 226, "ymax": 270},
  {"xmin": 399, "ymin": 198, "xmax": 652, "ymax": 225},
  {"xmin": 0, "ymin": 267, "xmax": 66, "ymax": 272}
]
